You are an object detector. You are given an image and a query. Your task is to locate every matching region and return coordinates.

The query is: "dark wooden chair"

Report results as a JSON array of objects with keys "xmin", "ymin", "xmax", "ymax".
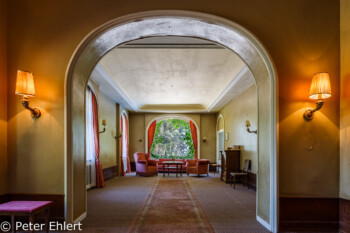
[{"xmin": 230, "ymin": 159, "xmax": 251, "ymax": 189}]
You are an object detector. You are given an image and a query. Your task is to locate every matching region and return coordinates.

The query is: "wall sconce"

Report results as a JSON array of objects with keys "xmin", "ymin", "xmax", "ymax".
[
  {"xmin": 303, "ymin": 72, "xmax": 332, "ymax": 121},
  {"xmin": 202, "ymin": 137, "xmax": 207, "ymax": 143},
  {"xmin": 15, "ymin": 70, "xmax": 41, "ymax": 118},
  {"xmin": 114, "ymin": 131, "xmax": 122, "ymax": 139},
  {"xmin": 245, "ymin": 120, "xmax": 257, "ymax": 134},
  {"xmin": 99, "ymin": 119, "xmax": 106, "ymax": 134}
]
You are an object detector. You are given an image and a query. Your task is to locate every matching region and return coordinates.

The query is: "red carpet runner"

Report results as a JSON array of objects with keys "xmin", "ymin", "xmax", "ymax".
[{"xmin": 128, "ymin": 179, "xmax": 214, "ymax": 233}]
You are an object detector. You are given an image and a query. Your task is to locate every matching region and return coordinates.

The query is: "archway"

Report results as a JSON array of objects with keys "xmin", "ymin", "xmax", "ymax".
[
  {"xmin": 216, "ymin": 114, "xmax": 225, "ymax": 163},
  {"xmin": 145, "ymin": 114, "xmax": 200, "ymax": 159},
  {"xmin": 65, "ymin": 11, "xmax": 278, "ymax": 231}
]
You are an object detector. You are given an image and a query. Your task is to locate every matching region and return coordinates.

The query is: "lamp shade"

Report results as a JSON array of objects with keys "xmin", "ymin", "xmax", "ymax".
[
  {"xmin": 15, "ymin": 70, "xmax": 35, "ymax": 97},
  {"xmin": 309, "ymin": 72, "xmax": 331, "ymax": 100}
]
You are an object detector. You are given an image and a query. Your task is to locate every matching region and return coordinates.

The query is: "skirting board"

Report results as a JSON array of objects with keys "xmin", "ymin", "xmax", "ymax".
[
  {"xmin": 74, "ymin": 212, "xmax": 87, "ymax": 223},
  {"xmin": 340, "ymin": 198, "xmax": 350, "ymax": 233},
  {"xmin": 257, "ymin": 215, "xmax": 271, "ymax": 231},
  {"xmin": 279, "ymin": 196, "xmax": 339, "ymax": 232},
  {"xmin": 103, "ymin": 165, "xmax": 118, "ymax": 181}
]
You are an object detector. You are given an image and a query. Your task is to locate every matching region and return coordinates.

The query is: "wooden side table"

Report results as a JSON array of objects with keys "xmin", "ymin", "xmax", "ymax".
[
  {"xmin": 212, "ymin": 164, "xmax": 221, "ymax": 175},
  {"xmin": 162, "ymin": 161, "xmax": 183, "ymax": 177}
]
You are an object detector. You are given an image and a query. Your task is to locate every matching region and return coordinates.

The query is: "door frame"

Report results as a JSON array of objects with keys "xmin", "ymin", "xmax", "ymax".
[{"xmin": 216, "ymin": 129, "xmax": 224, "ymax": 164}]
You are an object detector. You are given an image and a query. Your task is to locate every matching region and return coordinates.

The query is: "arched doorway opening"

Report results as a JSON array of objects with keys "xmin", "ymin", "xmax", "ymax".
[
  {"xmin": 216, "ymin": 114, "xmax": 225, "ymax": 164},
  {"xmin": 145, "ymin": 114, "xmax": 200, "ymax": 160},
  {"xmin": 65, "ymin": 11, "xmax": 278, "ymax": 231}
]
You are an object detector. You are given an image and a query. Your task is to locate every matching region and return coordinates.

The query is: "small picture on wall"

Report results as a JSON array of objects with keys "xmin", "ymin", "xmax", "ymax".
[{"xmin": 225, "ymin": 132, "xmax": 229, "ymax": 141}]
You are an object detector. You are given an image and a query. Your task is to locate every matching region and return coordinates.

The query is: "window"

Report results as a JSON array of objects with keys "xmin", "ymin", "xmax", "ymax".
[
  {"xmin": 150, "ymin": 119, "xmax": 195, "ymax": 159},
  {"xmin": 86, "ymin": 86, "xmax": 96, "ymax": 189}
]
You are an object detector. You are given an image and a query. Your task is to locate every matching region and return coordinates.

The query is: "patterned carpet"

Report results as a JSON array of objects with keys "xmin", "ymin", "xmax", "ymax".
[
  {"xmin": 128, "ymin": 179, "xmax": 214, "ymax": 233},
  {"xmin": 80, "ymin": 173, "xmax": 269, "ymax": 233}
]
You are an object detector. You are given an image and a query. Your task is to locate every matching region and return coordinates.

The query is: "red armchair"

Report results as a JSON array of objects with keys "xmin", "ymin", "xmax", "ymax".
[
  {"xmin": 186, "ymin": 159, "xmax": 210, "ymax": 176},
  {"xmin": 134, "ymin": 152, "xmax": 158, "ymax": 177}
]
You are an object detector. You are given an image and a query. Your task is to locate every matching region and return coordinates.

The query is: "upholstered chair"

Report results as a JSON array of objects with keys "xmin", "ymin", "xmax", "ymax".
[
  {"xmin": 186, "ymin": 159, "xmax": 210, "ymax": 176},
  {"xmin": 134, "ymin": 152, "xmax": 158, "ymax": 177}
]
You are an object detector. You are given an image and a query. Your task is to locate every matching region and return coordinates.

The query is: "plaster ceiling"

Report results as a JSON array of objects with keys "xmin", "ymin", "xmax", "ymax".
[{"xmin": 91, "ymin": 37, "xmax": 255, "ymax": 112}]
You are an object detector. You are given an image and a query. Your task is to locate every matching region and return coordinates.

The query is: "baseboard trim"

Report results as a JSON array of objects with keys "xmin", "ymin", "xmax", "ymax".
[
  {"xmin": 280, "ymin": 196, "xmax": 339, "ymax": 232},
  {"xmin": 340, "ymin": 198, "xmax": 350, "ymax": 233},
  {"xmin": 257, "ymin": 215, "xmax": 271, "ymax": 231},
  {"xmin": 103, "ymin": 165, "xmax": 117, "ymax": 181},
  {"xmin": 74, "ymin": 212, "xmax": 86, "ymax": 223},
  {"xmin": 130, "ymin": 161, "xmax": 136, "ymax": 172},
  {"xmin": 247, "ymin": 172, "xmax": 256, "ymax": 191}
]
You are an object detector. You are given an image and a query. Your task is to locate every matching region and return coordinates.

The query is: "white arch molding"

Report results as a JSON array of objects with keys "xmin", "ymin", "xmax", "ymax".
[
  {"xmin": 65, "ymin": 11, "xmax": 278, "ymax": 232},
  {"xmin": 144, "ymin": 114, "xmax": 200, "ymax": 158},
  {"xmin": 216, "ymin": 114, "xmax": 225, "ymax": 163},
  {"xmin": 120, "ymin": 110, "xmax": 128, "ymax": 136},
  {"xmin": 216, "ymin": 114, "xmax": 225, "ymax": 132}
]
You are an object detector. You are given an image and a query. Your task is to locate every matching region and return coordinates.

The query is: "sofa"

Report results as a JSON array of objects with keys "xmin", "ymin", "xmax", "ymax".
[
  {"xmin": 186, "ymin": 159, "xmax": 210, "ymax": 176},
  {"xmin": 157, "ymin": 158, "xmax": 187, "ymax": 173},
  {"xmin": 134, "ymin": 152, "xmax": 158, "ymax": 177}
]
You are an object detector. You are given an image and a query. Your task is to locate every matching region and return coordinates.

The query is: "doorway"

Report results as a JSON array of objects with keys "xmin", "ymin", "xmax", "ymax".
[
  {"xmin": 217, "ymin": 130, "xmax": 224, "ymax": 164},
  {"xmin": 65, "ymin": 11, "xmax": 278, "ymax": 232}
]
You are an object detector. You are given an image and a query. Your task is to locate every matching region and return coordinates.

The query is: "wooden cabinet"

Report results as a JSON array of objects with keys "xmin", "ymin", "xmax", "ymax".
[{"xmin": 220, "ymin": 150, "xmax": 240, "ymax": 182}]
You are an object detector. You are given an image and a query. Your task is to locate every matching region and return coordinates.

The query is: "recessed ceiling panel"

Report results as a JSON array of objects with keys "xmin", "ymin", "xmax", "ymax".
[{"xmin": 99, "ymin": 48, "xmax": 245, "ymax": 111}]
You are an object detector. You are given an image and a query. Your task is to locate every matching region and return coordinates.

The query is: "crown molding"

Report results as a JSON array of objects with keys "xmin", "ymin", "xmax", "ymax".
[
  {"xmin": 91, "ymin": 64, "xmax": 255, "ymax": 113},
  {"xmin": 207, "ymin": 65, "xmax": 255, "ymax": 112},
  {"xmin": 90, "ymin": 64, "xmax": 138, "ymax": 111}
]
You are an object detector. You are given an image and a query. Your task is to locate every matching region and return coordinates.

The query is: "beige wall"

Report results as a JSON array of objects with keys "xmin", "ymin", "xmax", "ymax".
[
  {"xmin": 98, "ymin": 92, "xmax": 117, "ymax": 169},
  {"xmin": 4, "ymin": 0, "xmax": 340, "ymax": 214},
  {"xmin": 200, "ymin": 114, "xmax": 217, "ymax": 162},
  {"xmin": 218, "ymin": 85, "xmax": 258, "ymax": 173},
  {"xmin": 129, "ymin": 113, "xmax": 146, "ymax": 162},
  {"xmin": 90, "ymin": 80, "xmax": 124, "ymax": 170},
  {"xmin": 129, "ymin": 113, "xmax": 216, "ymax": 161},
  {"xmin": 88, "ymin": 80, "xmax": 118, "ymax": 169},
  {"xmin": 0, "ymin": 0, "xmax": 7, "ymax": 195},
  {"xmin": 340, "ymin": 0, "xmax": 350, "ymax": 200}
]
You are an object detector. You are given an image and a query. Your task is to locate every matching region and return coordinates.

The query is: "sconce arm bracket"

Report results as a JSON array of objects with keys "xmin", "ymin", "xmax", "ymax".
[
  {"xmin": 99, "ymin": 127, "xmax": 106, "ymax": 134},
  {"xmin": 114, "ymin": 135, "xmax": 122, "ymax": 139},
  {"xmin": 303, "ymin": 100, "xmax": 324, "ymax": 121},
  {"xmin": 246, "ymin": 128, "xmax": 257, "ymax": 134},
  {"xmin": 21, "ymin": 97, "xmax": 41, "ymax": 118}
]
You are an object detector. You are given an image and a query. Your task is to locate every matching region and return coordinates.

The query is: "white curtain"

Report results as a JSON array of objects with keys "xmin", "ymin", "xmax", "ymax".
[
  {"xmin": 122, "ymin": 115, "xmax": 128, "ymax": 172},
  {"xmin": 86, "ymin": 86, "xmax": 96, "ymax": 188}
]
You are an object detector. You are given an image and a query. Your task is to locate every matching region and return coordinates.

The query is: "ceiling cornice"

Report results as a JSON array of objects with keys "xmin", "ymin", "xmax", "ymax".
[
  {"xmin": 207, "ymin": 65, "xmax": 255, "ymax": 112},
  {"xmin": 91, "ymin": 64, "xmax": 255, "ymax": 113},
  {"xmin": 90, "ymin": 64, "xmax": 138, "ymax": 111}
]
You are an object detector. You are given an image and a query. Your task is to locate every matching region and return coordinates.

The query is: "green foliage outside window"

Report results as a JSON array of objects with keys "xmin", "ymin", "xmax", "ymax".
[{"xmin": 150, "ymin": 119, "xmax": 195, "ymax": 159}]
